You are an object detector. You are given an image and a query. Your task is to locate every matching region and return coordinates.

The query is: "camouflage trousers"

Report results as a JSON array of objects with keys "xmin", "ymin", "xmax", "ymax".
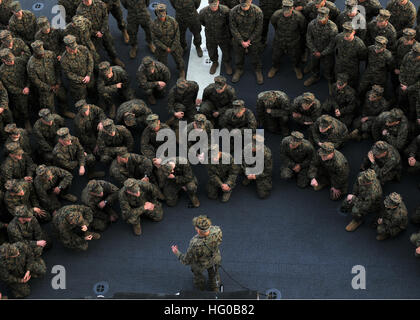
[
  {"xmin": 98, "ymin": 88, "xmax": 135, "ymax": 113},
  {"xmin": 123, "ymin": 203, "xmax": 163, "ymax": 226},
  {"xmin": 315, "ymin": 168, "xmax": 348, "ymax": 199},
  {"xmin": 7, "ymin": 257, "xmax": 47, "ymax": 298},
  {"xmin": 281, "ymin": 167, "xmax": 310, "ymax": 188},
  {"xmin": 154, "ymin": 47, "xmax": 185, "ymax": 72},
  {"xmin": 352, "ymin": 116, "xmax": 376, "ymax": 138},
  {"xmin": 100, "ymin": 147, "xmax": 127, "ymax": 164},
  {"xmin": 0, "ymin": 108, "xmax": 14, "ymax": 142},
  {"xmin": 260, "ymin": 114, "xmax": 289, "ymax": 135},
  {"xmin": 411, "ymin": 206, "xmax": 420, "ymax": 224},
  {"xmin": 144, "ymin": 85, "xmax": 166, "ymax": 100},
  {"xmin": 206, "ymin": 38, "xmax": 232, "ymax": 63},
  {"xmin": 233, "ymin": 42, "xmax": 262, "ymax": 70},
  {"xmin": 410, "ymin": 232, "xmax": 420, "ymax": 257},
  {"xmin": 9, "ymin": 93, "xmax": 29, "ymax": 122},
  {"xmin": 198, "ymin": 102, "xmax": 223, "ymax": 127},
  {"xmin": 376, "ymin": 167, "xmax": 402, "ymax": 185},
  {"xmin": 335, "ymin": 65, "xmax": 360, "ymax": 90},
  {"xmin": 308, "ymin": 53, "xmax": 334, "ymax": 80},
  {"xmin": 272, "ymin": 41, "xmax": 303, "ymax": 68},
  {"xmin": 397, "ymin": 87, "xmax": 418, "ymax": 121},
  {"xmin": 67, "ymin": 76, "xmax": 96, "ymax": 103},
  {"xmin": 162, "ymin": 180, "xmax": 198, "ymax": 207},
  {"xmin": 127, "ymin": 13, "xmax": 153, "ymax": 46},
  {"xmin": 377, "ymin": 222, "xmax": 405, "ymax": 238},
  {"xmin": 331, "ymin": 113, "xmax": 353, "ymax": 128},
  {"xmin": 90, "ymin": 208, "xmax": 115, "ymax": 232},
  {"xmin": 37, "ymin": 86, "xmax": 68, "ymax": 114},
  {"xmin": 244, "ymin": 176, "xmax": 272, "ymax": 199},
  {"xmin": 109, "ymin": 165, "xmax": 130, "ymax": 186},
  {"xmin": 106, "ymin": 0, "xmax": 126, "ymax": 31},
  {"xmin": 359, "ymin": 71, "xmax": 388, "ymax": 97},
  {"xmin": 92, "ymin": 29, "xmax": 118, "ymax": 60},
  {"xmin": 177, "ymin": 17, "xmax": 202, "ymax": 50},
  {"xmin": 207, "ymin": 183, "xmax": 233, "ymax": 200},
  {"xmin": 191, "ymin": 264, "xmax": 220, "ymax": 291}
]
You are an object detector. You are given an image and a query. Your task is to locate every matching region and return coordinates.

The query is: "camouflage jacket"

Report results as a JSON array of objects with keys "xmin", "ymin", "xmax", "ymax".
[
  {"xmin": 156, "ymin": 157, "xmax": 196, "ymax": 189},
  {"xmin": 0, "ymin": 242, "xmax": 36, "ymax": 284},
  {"xmin": 336, "ymin": 11, "xmax": 367, "ymax": 41},
  {"xmin": 372, "ymin": 111, "xmax": 408, "ymax": 151},
  {"xmin": 151, "ymin": 15, "xmax": 182, "ymax": 51},
  {"xmin": 27, "ymin": 51, "xmax": 61, "ymax": 91},
  {"xmin": 8, "ymin": 10, "xmax": 37, "ymax": 43},
  {"xmin": 306, "ymin": 18, "xmax": 338, "ymax": 56},
  {"xmin": 0, "ymin": 0, "xmax": 12, "ymax": 27},
  {"xmin": 367, "ymin": 20, "xmax": 397, "ymax": 52},
  {"xmin": 137, "ymin": 60, "xmax": 171, "ymax": 91},
  {"xmin": 242, "ymin": 145, "xmax": 272, "ymax": 180},
  {"xmin": 395, "ymin": 37, "xmax": 416, "ymax": 67},
  {"xmin": 5, "ymin": 128, "xmax": 31, "ymax": 155},
  {"xmin": 0, "ymin": 80, "xmax": 8, "ymax": 109},
  {"xmin": 58, "ymin": 0, "xmax": 82, "ymax": 20},
  {"xmin": 271, "ymin": 9, "xmax": 306, "ymax": 45},
  {"xmin": 111, "ymin": 152, "xmax": 153, "ymax": 179},
  {"xmin": 64, "ymin": 18, "xmax": 96, "ymax": 53},
  {"xmin": 280, "ymin": 137, "xmax": 314, "ymax": 170},
  {"xmin": 33, "ymin": 115, "xmax": 65, "ymax": 153},
  {"xmin": 399, "ymin": 50, "xmax": 420, "ymax": 89},
  {"xmin": 7, "ymin": 217, "xmax": 44, "ymax": 247},
  {"xmin": 4, "ymin": 182, "xmax": 40, "ymax": 216},
  {"xmin": 170, "ymin": 0, "xmax": 201, "ymax": 20},
  {"xmin": 361, "ymin": 95, "xmax": 389, "ymax": 117},
  {"xmin": 219, "ymin": 108, "xmax": 257, "ymax": 131},
  {"xmin": 334, "ymin": 33, "xmax": 367, "ymax": 69},
  {"xmin": 364, "ymin": 46, "xmax": 395, "ymax": 77},
  {"xmin": 74, "ymin": 104, "xmax": 106, "ymax": 148},
  {"xmin": 404, "ymin": 134, "xmax": 420, "ymax": 159},
  {"xmin": 97, "ymin": 66, "xmax": 130, "ymax": 96},
  {"xmin": 358, "ymin": 0, "xmax": 382, "ymax": 23},
  {"xmin": 97, "ymin": 125, "xmax": 134, "ymax": 155},
  {"xmin": 256, "ymin": 91, "xmax": 290, "ymax": 123},
  {"xmin": 229, "ymin": 3, "xmax": 263, "ymax": 45},
  {"xmin": 81, "ymin": 180, "xmax": 119, "ymax": 211},
  {"xmin": 76, "ymin": 0, "xmax": 109, "ymax": 34},
  {"xmin": 1, "ymin": 154, "xmax": 36, "ymax": 183},
  {"xmin": 53, "ymin": 136, "xmax": 87, "ymax": 170},
  {"xmin": 303, "ymin": 1, "xmax": 339, "ymax": 22},
  {"xmin": 121, "ymin": 0, "xmax": 151, "ymax": 20},
  {"xmin": 35, "ymin": 28, "xmax": 65, "ymax": 58},
  {"xmin": 199, "ymin": 4, "xmax": 231, "ymax": 41},
  {"xmin": 324, "ymin": 84, "xmax": 358, "ymax": 117},
  {"xmin": 175, "ymin": 225, "xmax": 223, "ymax": 270},
  {"xmin": 362, "ymin": 143, "xmax": 401, "ymax": 180},
  {"xmin": 115, "ymin": 99, "xmax": 152, "ymax": 127},
  {"xmin": 386, "ymin": 0, "xmax": 416, "ymax": 32},
  {"xmin": 60, "ymin": 45, "xmax": 94, "ymax": 85},
  {"xmin": 290, "ymin": 96, "xmax": 322, "ymax": 125},
  {"xmin": 34, "ymin": 166, "xmax": 73, "ymax": 211},
  {"xmin": 201, "ymin": 83, "xmax": 236, "ymax": 115},
  {"xmin": 311, "ymin": 116, "xmax": 349, "ymax": 149},
  {"xmin": 0, "ymin": 38, "xmax": 31, "ymax": 62},
  {"xmin": 259, "ymin": 0, "xmax": 283, "ymax": 14},
  {"xmin": 140, "ymin": 124, "xmax": 172, "ymax": 159},
  {"xmin": 380, "ymin": 202, "xmax": 408, "ymax": 229},
  {"xmin": 206, "ymin": 152, "xmax": 240, "ymax": 188},
  {"xmin": 168, "ymin": 81, "xmax": 199, "ymax": 115},
  {"xmin": 52, "ymin": 205, "xmax": 93, "ymax": 244},
  {"xmin": 309, "ymin": 150, "xmax": 349, "ymax": 190},
  {"xmin": 351, "ymin": 175, "xmax": 383, "ymax": 213},
  {"xmin": 0, "ymin": 57, "xmax": 29, "ymax": 95}
]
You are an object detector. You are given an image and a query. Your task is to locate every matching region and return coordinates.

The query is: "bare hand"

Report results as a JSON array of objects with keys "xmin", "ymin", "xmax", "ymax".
[
  {"xmin": 79, "ymin": 166, "xmax": 85, "ymax": 176},
  {"xmin": 53, "ymin": 187, "xmax": 61, "ymax": 195},
  {"xmin": 158, "ymin": 81, "xmax": 166, "ymax": 88},
  {"xmin": 314, "ymin": 51, "xmax": 321, "ymax": 58},
  {"xmin": 311, "ymin": 178, "xmax": 318, "ymax": 187},
  {"xmin": 82, "ymin": 76, "xmax": 91, "ymax": 84},
  {"xmin": 196, "ymin": 99, "xmax": 202, "ymax": 105},
  {"xmin": 24, "ymin": 176, "xmax": 32, "ymax": 182},
  {"xmin": 382, "ymin": 129, "xmax": 388, "ymax": 136},
  {"xmin": 213, "ymin": 111, "xmax": 219, "ymax": 118},
  {"xmin": 37, "ymin": 240, "xmax": 46, "ymax": 247},
  {"xmin": 266, "ymin": 108, "xmax": 272, "ymax": 114},
  {"xmin": 174, "ymin": 111, "xmax": 184, "ymax": 119},
  {"xmin": 81, "ymin": 225, "xmax": 88, "ymax": 232},
  {"xmin": 171, "ymin": 245, "xmax": 179, "ymax": 255},
  {"xmin": 361, "ymin": 116, "xmax": 369, "ymax": 123},
  {"xmin": 221, "ymin": 184, "xmax": 230, "ymax": 192},
  {"xmin": 408, "ymin": 157, "xmax": 416, "ymax": 166},
  {"xmin": 22, "ymin": 87, "xmax": 29, "ymax": 95},
  {"xmin": 96, "ymin": 31, "xmax": 103, "ymax": 38},
  {"xmin": 168, "ymin": 173, "xmax": 175, "ymax": 179},
  {"xmin": 98, "ymin": 201, "xmax": 106, "ymax": 209},
  {"xmin": 116, "ymin": 83, "xmax": 123, "ymax": 89},
  {"xmin": 368, "ymin": 151, "xmax": 375, "ymax": 163},
  {"xmin": 33, "ymin": 207, "xmax": 46, "ymax": 217},
  {"xmin": 144, "ymin": 202, "xmax": 154, "ymax": 211},
  {"xmin": 85, "ymin": 235, "xmax": 93, "ymax": 241},
  {"xmin": 331, "ymin": 187, "xmax": 341, "ymax": 198},
  {"xmin": 346, "ymin": 194, "xmax": 354, "ymax": 202},
  {"xmin": 401, "ymin": 84, "xmax": 407, "ymax": 91},
  {"xmin": 293, "ymin": 164, "xmax": 301, "ymax": 172},
  {"xmin": 394, "ymin": 69, "xmax": 400, "ymax": 75},
  {"xmin": 292, "ymin": 112, "xmax": 301, "ymax": 119},
  {"xmin": 335, "ymin": 109, "xmax": 341, "ymax": 117}
]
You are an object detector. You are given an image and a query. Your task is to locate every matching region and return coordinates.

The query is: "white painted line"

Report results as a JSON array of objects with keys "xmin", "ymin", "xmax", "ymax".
[{"xmin": 186, "ymin": 3, "xmax": 223, "ymax": 98}]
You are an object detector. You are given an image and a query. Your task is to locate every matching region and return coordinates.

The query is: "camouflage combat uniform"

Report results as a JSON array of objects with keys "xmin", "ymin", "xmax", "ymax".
[
  {"xmin": 386, "ymin": 0, "xmax": 416, "ymax": 37},
  {"xmin": 121, "ymin": 0, "xmax": 153, "ymax": 47},
  {"xmin": 115, "ymin": 99, "xmax": 152, "ymax": 134},
  {"xmin": 366, "ymin": 14, "xmax": 397, "ymax": 53},
  {"xmin": 290, "ymin": 92, "xmax": 322, "ymax": 130},
  {"xmin": 303, "ymin": 0, "xmax": 340, "ymax": 23},
  {"xmin": 136, "ymin": 56, "xmax": 171, "ymax": 102},
  {"xmin": 102, "ymin": 0, "xmax": 127, "ymax": 32},
  {"xmin": 259, "ymin": 0, "xmax": 282, "ymax": 44},
  {"xmin": 0, "ymin": 81, "xmax": 13, "ymax": 143},
  {"xmin": 377, "ymin": 192, "xmax": 408, "ymax": 239},
  {"xmin": 141, "ymin": 117, "xmax": 172, "ymax": 159},
  {"xmin": 336, "ymin": 1, "xmax": 367, "ymax": 41},
  {"xmin": 219, "ymin": 104, "xmax": 257, "ymax": 134},
  {"xmin": 4, "ymin": 124, "xmax": 31, "ymax": 156},
  {"xmin": 110, "ymin": 150, "xmax": 153, "ymax": 185},
  {"xmin": 35, "ymin": 19, "xmax": 66, "ymax": 59},
  {"xmin": 311, "ymin": 115, "xmax": 349, "ymax": 149},
  {"xmin": 8, "ymin": 8, "xmax": 37, "ymax": 45},
  {"xmin": 0, "ymin": 0, "xmax": 13, "ymax": 29},
  {"xmin": 168, "ymin": 79, "xmax": 198, "ymax": 122},
  {"xmin": 256, "ymin": 90, "xmax": 290, "ymax": 135},
  {"xmin": 1, "ymin": 144, "xmax": 36, "ymax": 186},
  {"xmin": 404, "ymin": 134, "xmax": 420, "ymax": 173},
  {"xmin": 371, "ymin": 109, "xmax": 408, "ymax": 152},
  {"xmin": 0, "ymin": 31, "xmax": 31, "ymax": 62},
  {"xmin": 58, "ymin": 0, "xmax": 82, "ymax": 23}
]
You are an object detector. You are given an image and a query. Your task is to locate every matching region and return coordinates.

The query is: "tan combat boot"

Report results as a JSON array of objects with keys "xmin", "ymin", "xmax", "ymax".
[
  {"xmin": 60, "ymin": 193, "xmax": 78, "ymax": 202},
  {"xmin": 232, "ymin": 69, "xmax": 243, "ymax": 83},
  {"xmin": 267, "ymin": 67, "xmax": 278, "ymax": 78},
  {"xmin": 62, "ymin": 111, "xmax": 76, "ymax": 119},
  {"xmin": 221, "ymin": 192, "xmax": 231, "ymax": 203},
  {"xmin": 303, "ymin": 64, "xmax": 312, "ymax": 74},
  {"xmin": 224, "ymin": 62, "xmax": 232, "ymax": 75},
  {"xmin": 196, "ymin": 46, "xmax": 203, "ymax": 57},
  {"xmin": 129, "ymin": 45, "xmax": 137, "ymax": 59},
  {"xmin": 109, "ymin": 104, "xmax": 116, "ymax": 119},
  {"xmin": 88, "ymin": 232, "xmax": 101, "ymax": 240},
  {"xmin": 294, "ymin": 67, "xmax": 303, "ymax": 80},
  {"xmin": 209, "ymin": 61, "xmax": 219, "ymax": 74},
  {"xmin": 133, "ymin": 223, "xmax": 142, "ymax": 236},
  {"xmin": 148, "ymin": 42, "xmax": 156, "ymax": 53},
  {"xmin": 122, "ymin": 29, "xmax": 129, "ymax": 44},
  {"xmin": 376, "ymin": 233, "xmax": 389, "ymax": 241},
  {"xmin": 179, "ymin": 69, "xmax": 186, "ymax": 79},
  {"xmin": 304, "ymin": 75, "xmax": 320, "ymax": 87},
  {"xmin": 113, "ymin": 57, "xmax": 125, "ymax": 68},
  {"xmin": 148, "ymin": 94, "xmax": 156, "ymax": 105},
  {"xmin": 349, "ymin": 129, "xmax": 361, "ymax": 142},
  {"xmin": 345, "ymin": 219, "xmax": 363, "ymax": 232},
  {"xmin": 255, "ymin": 69, "xmax": 264, "ymax": 85},
  {"xmin": 190, "ymin": 194, "xmax": 200, "ymax": 208}
]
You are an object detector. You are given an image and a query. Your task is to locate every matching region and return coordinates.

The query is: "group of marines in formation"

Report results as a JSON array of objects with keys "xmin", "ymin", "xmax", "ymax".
[{"xmin": 0, "ymin": 0, "xmax": 420, "ymax": 298}]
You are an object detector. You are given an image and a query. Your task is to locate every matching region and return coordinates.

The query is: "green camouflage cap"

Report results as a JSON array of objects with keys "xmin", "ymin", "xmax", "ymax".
[
  {"xmin": 313, "ymin": 0, "xmax": 324, "ymax": 3},
  {"xmin": 0, "ymin": 30, "xmax": 12, "ymax": 42},
  {"xmin": 146, "ymin": 114, "xmax": 160, "ymax": 128},
  {"xmin": 291, "ymin": 131, "xmax": 304, "ymax": 142},
  {"xmin": 319, "ymin": 115, "xmax": 333, "ymax": 129},
  {"xmin": 4, "ymin": 123, "xmax": 19, "ymax": 135},
  {"xmin": 57, "ymin": 127, "xmax": 71, "ymax": 139},
  {"xmin": 66, "ymin": 210, "xmax": 84, "ymax": 225},
  {"xmin": 174, "ymin": 103, "xmax": 186, "ymax": 112},
  {"xmin": 36, "ymin": 164, "xmax": 48, "ymax": 176},
  {"xmin": 0, "ymin": 243, "xmax": 19, "ymax": 258},
  {"xmin": 317, "ymin": 7, "xmax": 330, "ymax": 17},
  {"xmin": 72, "ymin": 15, "xmax": 87, "ymax": 28},
  {"xmin": 345, "ymin": 0, "xmax": 357, "ymax": 7},
  {"xmin": 102, "ymin": 118, "xmax": 115, "ymax": 133},
  {"xmin": 0, "ymin": 48, "xmax": 14, "ymax": 63},
  {"xmin": 63, "ymin": 35, "xmax": 77, "ymax": 49},
  {"xmin": 372, "ymin": 141, "xmax": 388, "ymax": 155},
  {"xmin": 403, "ymin": 28, "xmax": 416, "ymax": 38},
  {"xmin": 371, "ymin": 84, "xmax": 384, "ymax": 96},
  {"xmin": 193, "ymin": 215, "xmax": 212, "ymax": 231},
  {"xmin": 37, "ymin": 16, "xmax": 50, "ymax": 29},
  {"xmin": 31, "ymin": 40, "xmax": 45, "ymax": 55},
  {"xmin": 358, "ymin": 169, "xmax": 376, "ymax": 183},
  {"xmin": 342, "ymin": 21, "xmax": 354, "ymax": 32},
  {"xmin": 194, "ymin": 113, "xmax": 207, "ymax": 123},
  {"xmin": 336, "ymin": 73, "xmax": 349, "ymax": 83},
  {"xmin": 6, "ymin": 142, "xmax": 23, "ymax": 155},
  {"xmin": 240, "ymin": 0, "xmax": 252, "ymax": 7},
  {"xmin": 124, "ymin": 112, "xmax": 137, "ymax": 127},
  {"xmin": 387, "ymin": 108, "xmax": 402, "ymax": 122},
  {"xmin": 302, "ymin": 92, "xmax": 315, "ymax": 103},
  {"xmin": 377, "ymin": 9, "xmax": 391, "ymax": 21},
  {"xmin": 14, "ymin": 205, "xmax": 33, "ymax": 218},
  {"xmin": 87, "ymin": 180, "xmax": 103, "ymax": 194},
  {"xmin": 176, "ymin": 78, "xmax": 188, "ymax": 92},
  {"xmin": 142, "ymin": 56, "xmax": 155, "ymax": 66},
  {"xmin": 384, "ymin": 192, "xmax": 402, "ymax": 208},
  {"xmin": 115, "ymin": 146, "xmax": 129, "ymax": 158},
  {"xmin": 39, "ymin": 108, "xmax": 53, "ymax": 121},
  {"xmin": 5, "ymin": 179, "xmax": 20, "ymax": 193},
  {"xmin": 412, "ymin": 42, "xmax": 420, "ymax": 53},
  {"xmin": 98, "ymin": 61, "xmax": 111, "ymax": 74},
  {"xmin": 232, "ymin": 99, "xmax": 245, "ymax": 109},
  {"xmin": 209, "ymin": 0, "xmax": 218, "ymax": 7},
  {"xmin": 155, "ymin": 3, "xmax": 167, "ymax": 12},
  {"xmin": 318, "ymin": 142, "xmax": 335, "ymax": 155},
  {"xmin": 75, "ymin": 99, "xmax": 88, "ymax": 110},
  {"xmin": 9, "ymin": 1, "xmax": 21, "ymax": 12},
  {"xmin": 214, "ymin": 76, "xmax": 226, "ymax": 90},
  {"xmin": 282, "ymin": 0, "xmax": 293, "ymax": 7},
  {"xmin": 375, "ymin": 36, "xmax": 388, "ymax": 47},
  {"xmin": 124, "ymin": 178, "xmax": 140, "ymax": 193}
]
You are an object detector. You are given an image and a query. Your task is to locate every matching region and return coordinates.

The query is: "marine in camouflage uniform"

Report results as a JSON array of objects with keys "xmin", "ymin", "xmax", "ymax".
[
  {"xmin": 386, "ymin": 0, "xmax": 416, "ymax": 37},
  {"xmin": 290, "ymin": 92, "xmax": 322, "ymax": 131},
  {"xmin": 308, "ymin": 142, "xmax": 349, "ymax": 200},
  {"xmin": 199, "ymin": 0, "xmax": 232, "ymax": 75},
  {"xmin": 0, "ymin": 0, "xmax": 13, "ymax": 29},
  {"xmin": 115, "ymin": 99, "xmax": 152, "ymax": 135},
  {"xmin": 102, "ymin": 0, "xmax": 129, "ymax": 40},
  {"xmin": 35, "ymin": 17, "xmax": 66, "ymax": 60},
  {"xmin": 52, "ymin": 204, "xmax": 100, "ymax": 251},
  {"xmin": 136, "ymin": 55, "xmax": 171, "ymax": 105},
  {"xmin": 169, "ymin": 0, "xmax": 203, "ymax": 56},
  {"xmin": 33, "ymin": 109, "xmax": 65, "ymax": 164},
  {"xmin": 34, "ymin": 164, "xmax": 76, "ymax": 214},
  {"xmin": 155, "ymin": 157, "xmax": 200, "ymax": 207},
  {"xmin": 73, "ymin": 100, "xmax": 106, "ymax": 155},
  {"xmin": 311, "ymin": 115, "xmax": 350, "ymax": 150},
  {"xmin": 151, "ymin": 4, "xmax": 185, "ymax": 78},
  {"xmin": 172, "ymin": 215, "xmax": 223, "ymax": 291},
  {"xmin": 376, "ymin": 192, "xmax": 407, "ymax": 240},
  {"xmin": 353, "ymin": 85, "xmax": 389, "ymax": 140},
  {"xmin": 359, "ymin": 36, "xmax": 395, "ymax": 97},
  {"xmin": 304, "ymin": 7, "xmax": 338, "ymax": 90},
  {"xmin": 0, "ymin": 49, "xmax": 31, "ymax": 131},
  {"xmin": 76, "ymin": 0, "xmax": 124, "ymax": 67},
  {"xmin": 395, "ymin": 28, "xmax": 416, "ymax": 71},
  {"xmin": 81, "ymin": 179, "xmax": 119, "ymax": 232},
  {"xmin": 341, "ymin": 169, "xmax": 383, "ymax": 232},
  {"xmin": 121, "ymin": 0, "xmax": 155, "ymax": 58},
  {"xmin": 219, "ymin": 99, "xmax": 257, "ymax": 134},
  {"xmin": 1, "ymin": 143, "xmax": 36, "ymax": 187},
  {"xmin": 166, "ymin": 103, "xmax": 187, "ymax": 143},
  {"xmin": 259, "ymin": 0, "xmax": 282, "ymax": 45},
  {"xmin": 168, "ymin": 78, "xmax": 198, "ymax": 123},
  {"xmin": 229, "ymin": 0, "xmax": 264, "ymax": 84},
  {"xmin": 303, "ymin": 0, "xmax": 339, "ymax": 23},
  {"xmin": 119, "ymin": 178, "xmax": 164, "ymax": 235},
  {"xmin": 0, "ymin": 242, "xmax": 47, "ymax": 298},
  {"xmin": 60, "ymin": 35, "xmax": 95, "ymax": 103},
  {"xmin": 7, "ymin": 205, "xmax": 51, "ymax": 257},
  {"xmin": 358, "ymin": 0, "xmax": 382, "ymax": 23},
  {"xmin": 110, "ymin": 147, "xmax": 154, "ymax": 185},
  {"xmin": 404, "ymin": 134, "xmax": 420, "ymax": 173},
  {"xmin": 97, "ymin": 61, "xmax": 134, "ymax": 119},
  {"xmin": 8, "ymin": 1, "xmax": 36, "ymax": 45},
  {"xmin": 334, "ymin": 21, "xmax": 367, "ymax": 90},
  {"xmin": 372, "ymin": 108, "xmax": 408, "ymax": 152},
  {"xmin": 366, "ymin": 10, "xmax": 397, "ymax": 53},
  {"xmin": 0, "ymin": 79, "xmax": 12, "ymax": 142},
  {"xmin": 27, "ymin": 41, "xmax": 72, "ymax": 118},
  {"xmin": 0, "ymin": 29, "xmax": 31, "ymax": 63},
  {"xmin": 280, "ymin": 131, "xmax": 315, "ymax": 188},
  {"xmin": 242, "ymin": 135, "xmax": 273, "ymax": 199},
  {"xmin": 186, "ymin": 114, "xmax": 214, "ymax": 154},
  {"xmin": 97, "ymin": 118, "xmax": 134, "ymax": 164},
  {"xmin": 4, "ymin": 179, "xmax": 50, "ymax": 223},
  {"xmin": 206, "ymin": 144, "xmax": 240, "ymax": 202},
  {"xmin": 323, "ymin": 73, "xmax": 358, "ymax": 128},
  {"xmin": 58, "ymin": 0, "xmax": 82, "ymax": 23},
  {"xmin": 256, "ymin": 90, "xmax": 290, "ymax": 136},
  {"xmin": 199, "ymin": 76, "xmax": 237, "ymax": 127},
  {"xmin": 4, "ymin": 123, "xmax": 31, "ymax": 156},
  {"xmin": 336, "ymin": 0, "xmax": 367, "ymax": 41},
  {"xmin": 361, "ymin": 140, "xmax": 402, "ymax": 185},
  {"xmin": 141, "ymin": 114, "xmax": 173, "ymax": 160}
]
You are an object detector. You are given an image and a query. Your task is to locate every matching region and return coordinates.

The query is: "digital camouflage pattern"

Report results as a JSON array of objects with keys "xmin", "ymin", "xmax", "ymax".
[
  {"xmin": 386, "ymin": 0, "xmax": 416, "ymax": 36},
  {"xmin": 8, "ymin": 10, "xmax": 37, "ymax": 44},
  {"xmin": 110, "ymin": 151, "xmax": 153, "ymax": 185},
  {"xmin": 121, "ymin": 0, "xmax": 153, "ymax": 46},
  {"xmin": 256, "ymin": 91, "xmax": 290, "ymax": 135},
  {"xmin": 74, "ymin": 103, "xmax": 106, "ymax": 153},
  {"xmin": 169, "ymin": 0, "xmax": 202, "ymax": 49},
  {"xmin": 311, "ymin": 115, "xmax": 349, "ymax": 149},
  {"xmin": 97, "ymin": 125, "xmax": 134, "ymax": 163}
]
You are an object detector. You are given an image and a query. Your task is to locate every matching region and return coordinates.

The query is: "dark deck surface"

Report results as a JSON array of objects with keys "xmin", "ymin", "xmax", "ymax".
[{"xmin": 1, "ymin": 0, "xmax": 419, "ymax": 299}]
